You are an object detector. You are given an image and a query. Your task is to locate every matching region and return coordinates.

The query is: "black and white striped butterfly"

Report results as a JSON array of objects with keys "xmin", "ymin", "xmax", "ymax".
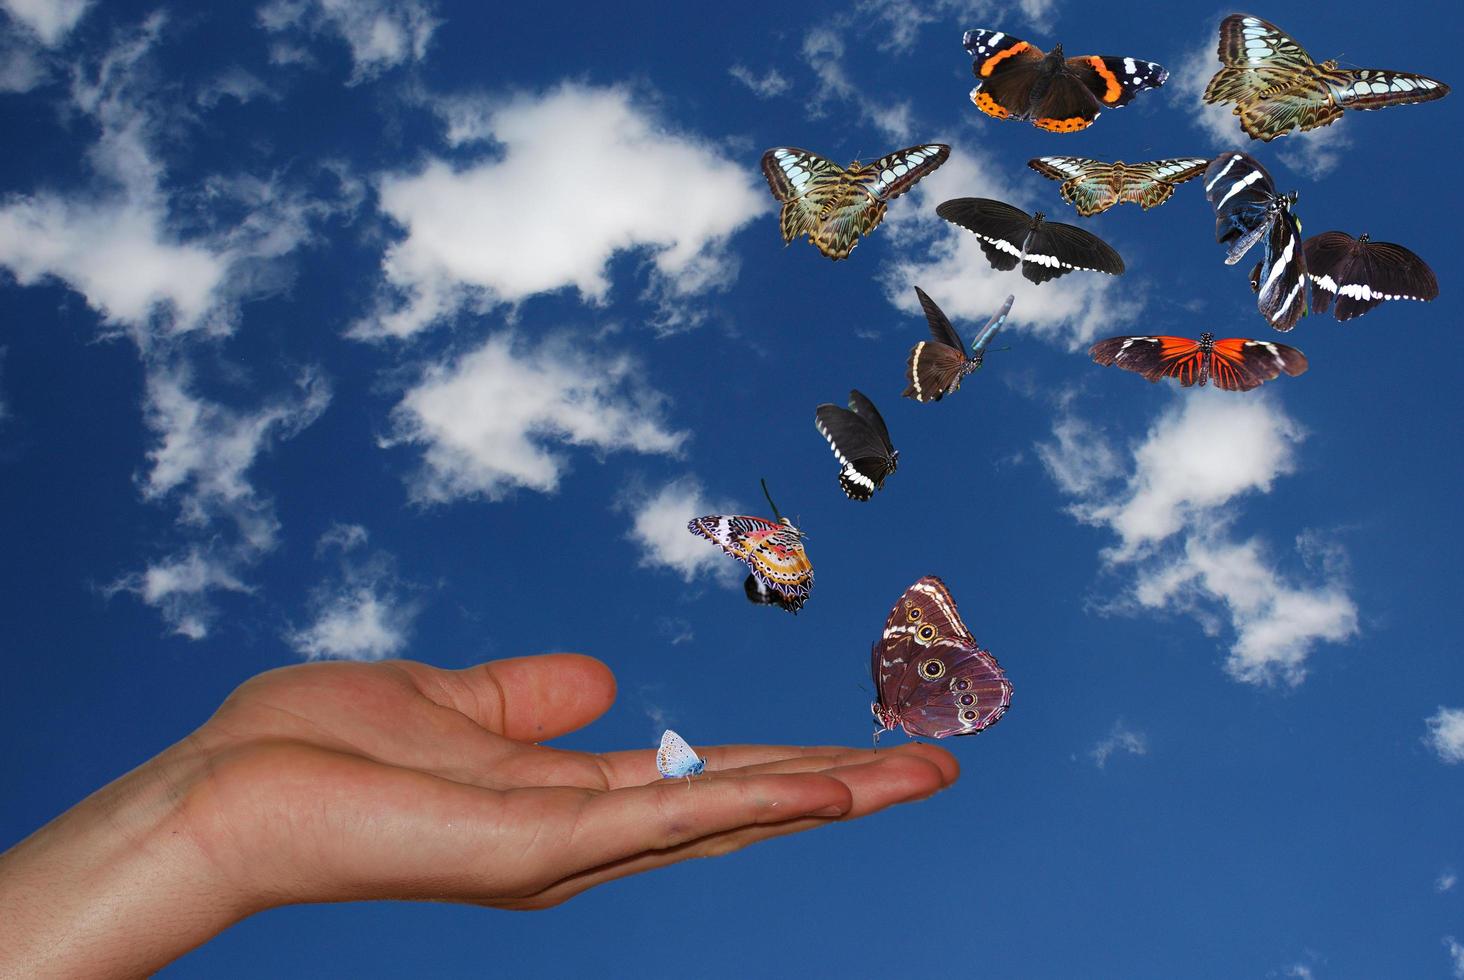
[
  {"xmin": 904, "ymin": 288, "xmax": 1013, "ymax": 403},
  {"xmin": 935, "ymin": 197, "xmax": 1124, "ymax": 284},
  {"xmin": 1297, "ymin": 232, "xmax": 1438, "ymax": 321},
  {"xmin": 1203, "ymin": 152, "xmax": 1307, "ymax": 331},
  {"xmin": 814, "ymin": 390, "xmax": 898, "ymax": 501},
  {"xmin": 1027, "ymin": 156, "xmax": 1210, "ymax": 216},
  {"xmin": 761, "ymin": 145, "xmax": 949, "ymax": 260},
  {"xmin": 1204, "ymin": 14, "xmax": 1449, "ymax": 142}
]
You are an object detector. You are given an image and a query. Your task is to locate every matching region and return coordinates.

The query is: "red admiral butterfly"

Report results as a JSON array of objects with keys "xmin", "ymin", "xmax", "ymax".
[{"xmin": 964, "ymin": 29, "xmax": 1168, "ymax": 132}]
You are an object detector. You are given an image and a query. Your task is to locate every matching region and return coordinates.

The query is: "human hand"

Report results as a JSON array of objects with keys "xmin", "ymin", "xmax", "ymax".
[{"xmin": 0, "ymin": 654, "xmax": 957, "ymax": 977}]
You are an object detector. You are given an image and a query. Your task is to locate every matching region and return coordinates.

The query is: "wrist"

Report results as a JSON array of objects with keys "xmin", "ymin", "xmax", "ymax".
[{"xmin": 0, "ymin": 737, "xmax": 255, "ymax": 978}]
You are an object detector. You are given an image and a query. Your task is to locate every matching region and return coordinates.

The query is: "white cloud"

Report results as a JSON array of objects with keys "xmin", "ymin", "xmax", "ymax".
[
  {"xmin": 801, "ymin": 26, "xmax": 913, "ymax": 142},
  {"xmin": 1283, "ymin": 965, "xmax": 1314, "ymax": 980},
  {"xmin": 105, "ymin": 546, "xmax": 253, "ymax": 640},
  {"xmin": 387, "ymin": 332, "xmax": 686, "ymax": 503},
  {"xmin": 285, "ymin": 527, "xmax": 418, "ymax": 661},
  {"xmin": 728, "ymin": 64, "xmax": 789, "ymax": 98},
  {"xmin": 882, "ymin": 150, "xmax": 1145, "ymax": 349},
  {"xmin": 1170, "ymin": 37, "xmax": 1349, "ymax": 179},
  {"xmin": 359, "ymin": 82, "xmax": 766, "ymax": 339},
  {"xmin": 1438, "ymin": 871, "xmax": 1457, "ymax": 894},
  {"xmin": 2, "ymin": 0, "xmax": 91, "ymax": 46},
  {"xmin": 0, "ymin": 14, "xmax": 353, "ymax": 342},
  {"xmin": 1425, "ymin": 707, "xmax": 1464, "ymax": 764},
  {"xmin": 0, "ymin": 29, "xmax": 47, "ymax": 91},
  {"xmin": 621, "ymin": 476, "xmax": 742, "ymax": 584},
  {"xmin": 1039, "ymin": 392, "xmax": 1357, "ymax": 686},
  {"xmin": 257, "ymin": 0, "xmax": 439, "ymax": 83},
  {"xmin": 1090, "ymin": 719, "xmax": 1148, "ymax": 768},
  {"xmin": 1446, "ymin": 936, "xmax": 1464, "ymax": 980}
]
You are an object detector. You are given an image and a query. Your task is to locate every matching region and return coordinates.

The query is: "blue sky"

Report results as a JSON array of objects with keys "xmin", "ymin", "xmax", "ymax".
[{"xmin": 2, "ymin": 0, "xmax": 1462, "ymax": 976}]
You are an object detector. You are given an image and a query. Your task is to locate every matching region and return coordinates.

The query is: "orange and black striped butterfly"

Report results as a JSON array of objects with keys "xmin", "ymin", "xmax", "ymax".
[
  {"xmin": 964, "ymin": 29, "xmax": 1168, "ymax": 133},
  {"xmin": 1089, "ymin": 333, "xmax": 1307, "ymax": 391}
]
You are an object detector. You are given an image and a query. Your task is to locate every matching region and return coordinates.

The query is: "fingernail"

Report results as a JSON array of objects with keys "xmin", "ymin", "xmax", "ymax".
[{"xmin": 811, "ymin": 804, "xmax": 847, "ymax": 817}]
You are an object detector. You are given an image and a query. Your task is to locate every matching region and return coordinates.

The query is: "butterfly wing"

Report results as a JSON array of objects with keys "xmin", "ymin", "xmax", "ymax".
[
  {"xmin": 688, "ymin": 515, "xmax": 813, "ymax": 612},
  {"xmin": 1328, "ymin": 69, "xmax": 1449, "ymax": 111},
  {"xmin": 1205, "ymin": 14, "xmax": 1321, "ymax": 131},
  {"xmin": 854, "ymin": 145, "xmax": 951, "ymax": 202},
  {"xmin": 935, "ymin": 197, "xmax": 1032, "ymax": 272},
  {"xmin": 1207, "ymin": 338, "xmax": 1309, "ymax": 391},
  {"xmin": 872, "ymin": 576, "xmax": 1011, "ymax": 740},
  {"xmin": 1029, "ymin": 72, "xmax": 1105, "ymax": 133},
  {"xmin": 964, "ymin": 29, "xmax": 1047, "ymax": 120},
  {"xmin": 1090, "ymin": 335, "xmax": 1206, "ymax": 386},
  {"xmin": 1304, "ymin": 232, "xmax": 1439, "ymax": 321},
  {"xmin": 1119, "ymin": 158, "xmax": 1211, "ymax": 210},
  {"xmin": 761, "ymin": 148, "xmax": 848, "ymax": 248},
  {"xmin": 1030, "ymin": 156, "xmax": 1119, "ymax": 216},
  {"xmin": 1253, "ymin": 209, "xmax": 1308, "ymax": 331},
  {"xmin": 969, "ymin": 294, "xmax": 1014, "ymax": 354},
  {"xmin": 1204, "ymin": 152, "xmax": 1280, "ymax": 262},
  {"xmin": 904, "ymin": 342, "xmax": 970, "ymax": 403},
  {"xmin": 657, "ymin": 730, "xmax": 706, "ymax": 779},
  {"xmin": 913, "ymin": 285, "xmax": 965, "ymax": 354},
  {"xmin": 1064, "ymin": 53, "xmax": 1169, "ymax": 108},
  {"xmin": 1020, "ymin": 218, "xmax": 1125, "ymax": 284}
]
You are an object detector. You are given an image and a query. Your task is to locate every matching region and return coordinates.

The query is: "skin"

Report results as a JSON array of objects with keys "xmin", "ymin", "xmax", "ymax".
[{"xmin": 0, "ymin": 653, "xmax": 957, "ymax": 978}]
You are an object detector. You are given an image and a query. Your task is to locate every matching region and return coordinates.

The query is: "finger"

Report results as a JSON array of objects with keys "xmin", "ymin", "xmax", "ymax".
[
  {"xmin": 506, "ymin": 751, "xmax": 953, "ymax": 908},
  {"xmin": 413, "ymin": 654, "xmax": 617, "ymax": 742},
  {"xmin": 596, "ymin": 741, "xmax": 960, "ymax": 790}
]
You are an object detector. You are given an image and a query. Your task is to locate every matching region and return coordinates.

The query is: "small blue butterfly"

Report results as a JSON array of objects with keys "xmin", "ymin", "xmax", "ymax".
[{"xmin": 656, "ymin": 729, "xmax": 707, "ymax": 783}]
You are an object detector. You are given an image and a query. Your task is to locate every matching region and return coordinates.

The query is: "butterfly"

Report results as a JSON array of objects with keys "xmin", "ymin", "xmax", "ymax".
[
  {"xmin": 904, "ymin": 288, "xmax": 1014, "ymax": 403},
  {"xmin": 936, "ymin": 197, "xmax": 1124, "ymax": 284},
  {"xmin": 1294, "ymin": 231, "xmax": 1438, "ymax": 321},
  {"xmin": 871, "ymin": 576, "xmax": 1012, "ymax": 741},
  {"xmin": 814, "ymin": 390, "xmax": 898, "ymax": 501},
  {"xmin": 1027, "ymin": 156, "xmax": 1210, "ymax": 216},
  {"xmin": 1203, "ymin": 152, "xmax": 1307, "ymax": 331},
  {"xmin": 656, "ymin": 730, "xmax": 706, "ymax": 783},
  {"xmin": 1203, "ymin": 14, "xmax": 1449, "ymax": 142},
  {"xmin": 963, "ymin": 28, "xmax": 1168, "ymax": 132},
  {"xmin": 760, "ymin": 145, "xmax": 949, "ymax": 260},
  {"xmin": 687, "ymin": 480, "xmax": 813, "ymax": 613},
  {"xmin": 1089, "ymin": 333, "xmax": 1308, "ymax": 391}
]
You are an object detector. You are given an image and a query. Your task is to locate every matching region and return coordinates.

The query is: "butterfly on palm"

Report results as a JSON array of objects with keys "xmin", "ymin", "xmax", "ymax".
[
  {"xmin": 814, "ymin": 390, "xmax": 897, "ymax": 501},
  {"xmin": 1290, "ymin": 231, "xmax": 1438, "ymax": 321},
  {"xmin": 656, "ymin": 730, "xmax": 706, "ymax": 784},
  {"xmin": 1203, "ymin": 14, "xmax": 1449, "ymax": 142},
  {"xmin": 760, "ymin": 145, "xmax": 949, "ymax": 260},
  {"xmin": 871, "ymin": 576, "xmax": 1012, "ymax": 741},
  {"xmin": 1028, "ymin": 156, "xmax": 1210, "ymax": 216},
  {"xmin": 904, "ymin": 287, "xmax": 1014, "ymax": 403},
  {"xmin": 936, "ymin": 197, "xmax": 1124, "ymax": 284},
  {"xmin": 963, "ymin": 28, "xmax": 1168, "ymax": 132},
  {"xmin": 1089, "ymin": 333, "xmax": 1308, "ymax": 391},
  {"xmin": 1203, "ymin": 152, "xmax": 1307, "ymax": 331},
  {"xmin": 687, "ymin": 481, "xmax": 813, "ymax": 613}
]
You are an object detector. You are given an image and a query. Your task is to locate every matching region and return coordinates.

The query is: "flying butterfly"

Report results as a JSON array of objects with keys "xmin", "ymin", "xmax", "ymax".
[
  {"xmin": 936, "ymin": 197, "xmax": 1124, "ymax": 284},
  {"xmin": 1203, "ymin": 152, "xmax": 1307, "ymax": 331},
  {"xmin": 1203, "ymin": 14, "xmax": 1449, "ymax": 142},
  {"xmin": 871, "ymin": 576, "xmax": 1012, "ymax": 741},
  {"xmin": 904, "ymin": 287, "xmax": 1014, "ymax": 403},
  {"xmin": 963, "ymin": 28, "xmax": 1168, "ymax": 132},
  {"xmin": 1028, "ymin": 156, "xmax": 1210, "ymax": 216},
  {"xmin": 760, "ymin": 144, "xmax": 949, "ymax": 260},
  {"xmin": 1089, "ymin": 333, "xmax": 1308, "ymax": 391},
  {"xmin": 687, "ymin": 480, "xmax": 813, "ymax": 613},
  {"xmin": 656, "ymin": 730, "xmax": 706, "ymax": 784},
  {"xmin": 814, "ymin": 390, "xmax": 898, "ymax": 501},
  {"xmin": 1291, "ymin": 231, "xmax": 1438, "ymax": 321}
]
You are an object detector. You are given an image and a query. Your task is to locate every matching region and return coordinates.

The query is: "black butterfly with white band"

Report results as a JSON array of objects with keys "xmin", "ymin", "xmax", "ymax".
[
  {"xmin": 1203, "ymin": 152, "xmax": 1307, "ymax": 331},
  {"xmin": 935, "ymin": 197, "xmax": 1124, "ymax": 284},
  {"xmin": 814, "ymin": 390, "xmax": 898, "ymax": 501}
]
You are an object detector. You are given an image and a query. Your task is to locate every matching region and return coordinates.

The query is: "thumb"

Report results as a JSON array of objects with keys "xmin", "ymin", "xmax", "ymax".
[{"xmin": 428, "ymin": 653, "xmax": 617, "ymax": 742}]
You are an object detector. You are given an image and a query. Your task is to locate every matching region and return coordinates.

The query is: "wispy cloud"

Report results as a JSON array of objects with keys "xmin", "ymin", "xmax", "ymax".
[
  {"xmin": 257, "ymin": 0, "xmax": 440, "ymax": 83},
  {"xmin": 1090, "ymin": 719, "xmax": 1149, "ymax": 768},
  {"xmin": 2, "ymin": 0, "xmax": 92, "ymax": 46},
  {"xmin": 801, "ymin": 26, "xmax": 913, "ymax": 142},
  {"xmin": 386, "ymin": 332, "xmax": 686, "ymax": 503},
  {"xmin": 620, "ymin": 476, "xmax": 742, "ymax": 585},
  {"xmin": 1446, "ymin": 936, "xmax": 1464, "ymax": 980},
  {"xmin": 1038, "ymin": 392, "xmax": 1357, "ymax": 685},
  {"xmin": 1425, "ymin": 707, "xmax": 1464, "ymax": 764},
  {"xmin": 285, "ymin": 525, "xmax": 420, "ymax": 661},
  {"xmin": 359, "ymin": 82, "xmax": 767, "ymax": 339},
  {"xmin": 1437, "ymin": 870, "xmax": 1457, "ymax": 894},
  {"xmin": 728, "ymin": 63, "xmax": 789, "ymax": 98}
]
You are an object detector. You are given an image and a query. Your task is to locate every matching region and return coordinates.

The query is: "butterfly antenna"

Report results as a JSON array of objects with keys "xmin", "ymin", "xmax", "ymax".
[
  {"xmin": 986, "ymin": 346, "xmax": 1013, "ymax": 354},
  {"xmin": 760, "ymin": 478, "xmax": 785, "ymax": 524}
]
